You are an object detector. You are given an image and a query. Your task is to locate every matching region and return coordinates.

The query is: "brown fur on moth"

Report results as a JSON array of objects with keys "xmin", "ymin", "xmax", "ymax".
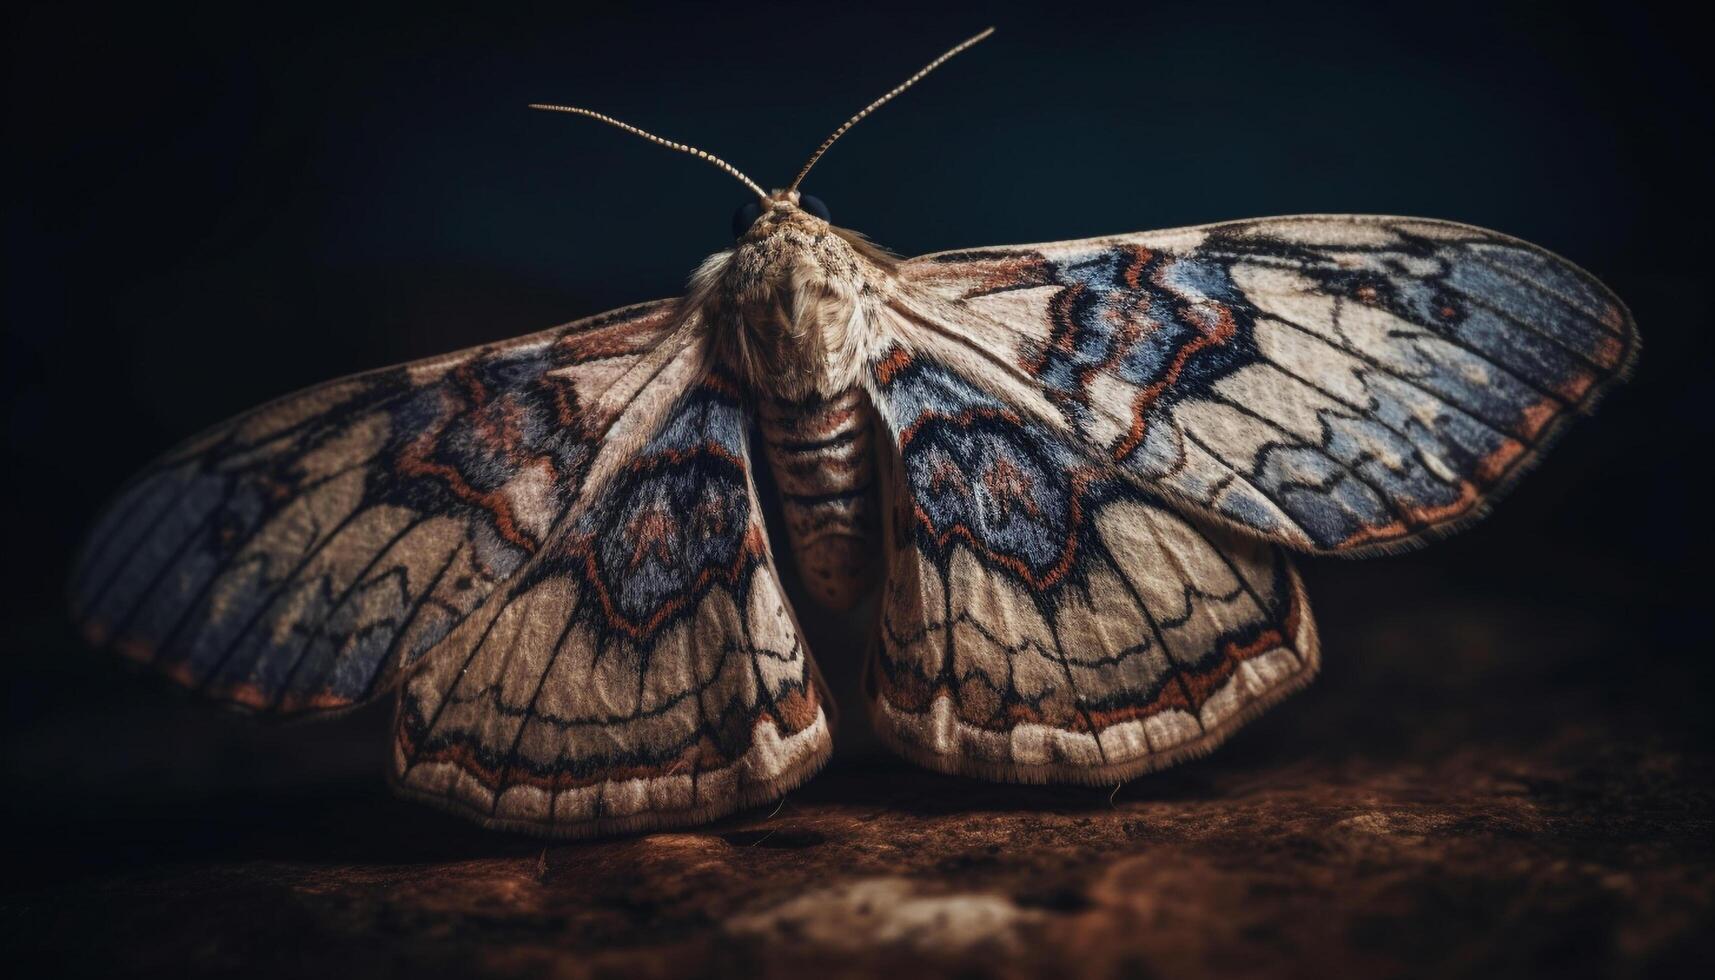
[{"xmin": 692, "ymin": 193, "xmax": 901, "ymax": 403}]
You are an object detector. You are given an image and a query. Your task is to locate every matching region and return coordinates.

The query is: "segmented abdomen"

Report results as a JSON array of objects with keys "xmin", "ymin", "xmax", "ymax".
[{"xmin": 758, "ymin": 387, "xmax": 880, "ymax": 609}]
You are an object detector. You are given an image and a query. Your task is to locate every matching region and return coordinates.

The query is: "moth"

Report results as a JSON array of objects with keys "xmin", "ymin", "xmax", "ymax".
[{"xmin": 71, "ymin": 28, "xmax": 1638, "ymax": 837}]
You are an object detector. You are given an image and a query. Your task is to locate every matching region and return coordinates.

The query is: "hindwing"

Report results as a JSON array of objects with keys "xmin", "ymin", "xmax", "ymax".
[
  {"xmin": 865, "ymin": 350, "xmax": 1317, "ymax": 782},
  {"xmin": 391, "ymin": 368, "xmax": 831, "ymax": 837}
]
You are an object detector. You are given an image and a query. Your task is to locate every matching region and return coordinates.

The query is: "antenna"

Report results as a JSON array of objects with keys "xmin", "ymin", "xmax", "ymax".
[
  {"xmin": 786, "ymin": 27, "xmax": 994, "ymax": 194},
  {"xmin": 527, "ymin": 104, "xmax": 768, "ymax": 201}
]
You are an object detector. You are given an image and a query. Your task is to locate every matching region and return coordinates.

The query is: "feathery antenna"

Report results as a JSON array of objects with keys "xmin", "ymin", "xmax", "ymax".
[
  {"xmin": 786, "ymin": 27, "xmax": 994, "ymax": 194},
  {"xmin": 527, "ymin": 104, "xmax": 768, "ymax": 201}
]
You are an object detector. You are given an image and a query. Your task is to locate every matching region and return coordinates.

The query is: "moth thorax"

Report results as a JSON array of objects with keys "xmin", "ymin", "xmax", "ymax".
[{"xmin": 716, "ymin": 226, "xmax": 876, "ymax": 401}]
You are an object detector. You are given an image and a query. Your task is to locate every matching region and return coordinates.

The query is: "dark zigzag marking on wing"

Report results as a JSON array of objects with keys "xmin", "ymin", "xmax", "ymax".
[
  {"xmin": 1321, "ymin": 284, "xmax": 1575, "ymax": 408},
  {"xmin": 878, "ymin": 596, "xmax": 1279, "ymax": 728},
  {"xmin": 1257, "ymin": 293, "xmax": 1630, "ymax": 524},
  {"xmin": 1012, "ymin": 291, "xmax": 1530, "ymax": 460},
  {"xmin": 400, "ymin": 678, "xmax": 817, "ymax": 788},
  {"xmin": 438, "ymin": 633, "xmax": 805, "ymax": 728},
  {"xmin": 878, "ymin": 523, "xmax": 1283, "ymax": 715},
  {"xmin": 1260, "ymin": 310, "xmax": 1524, "ymax": 438},
  {"xmin": 877, "ymin": 607, "xmax": 1067, "ymax": 727},
  {"xmin": 1199, "ymin": 391, "xmax": 1427, "ymax": 542},
  {"xmin": 258, "ymin": 514, "xmax": 433, "ymax": 706},
  {"xmin": 741, "ymin": 591, "xmax": 792, "ymax": 724},
  {"xmin": 1030, "ymin": 578, "xmax": 1109, "ymax": 761},
  {"xmin": 1323, "ymin": 292, "xmax": 1567, "ymax": 414},
  {"xmin": 486, "ymin": 599, "xmax": 584, "ymax": 813},
  {"xmin": 401, "ymin": 623, "xmax": 813, "ymax": 788},
  {"xmin": 279, "ymin": 564, "xmax": 421, "ymax": 699},
  {"xmin": 352, "ymin": 540, "xmax": 466, "ymax": 703},
  {"xmin": 1122, "ymin": 508, "xmax": 1283, "ymax": 644},
  {"xmin": 1090, "ymin": 543, "xmax": 1208, "ymax": 733},
  {"xmin": 87, "ymin": 452, "xmax": 380, "ymax": 629},
  {"xmin": 275, "ymin": 538, "xmax": 457, "ymax": 700},
  {"xmin": 1090, "ymin": 524, "xmax": 1269, "ymax": 679},
  {"xmin": 403, "ymin": 589, "xmax": 514, "ymax": 757},
  {"xmin": 1179, "ymin": 522, "xmax": 1308, "ymax": 670},
  {"xmin": 1228, "ymin": 356, "xmax": 1513, "ymax": 494},
  {"xmin": 1207, "ymin": 230, "xmax": 1619, "ymax": 371},
  {"xmin": 86, "ymin": 444, "xmax": 463, "ymax": 690},
  {"xmin": 916, "ymin": 220, "xmax": 1625, "ymax": 553},
  {"xmin": 191, "ymin": 507, "xmax": 370, "ymax": 692},
  {"xmin": 1196, "ymin": 385, "xmax": 1480, "ymax": 550},
  {"xmin": 1164, "ymin": 216, "xmax": 1622, "ymax": 349}
]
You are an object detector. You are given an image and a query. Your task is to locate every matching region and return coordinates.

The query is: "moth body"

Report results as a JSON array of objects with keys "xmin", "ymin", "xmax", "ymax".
[
  {"xmin": 699, "ymin": 195, "xmax": 898, "ymax": 401},
  {"xmin": 757, "ymin": 388, "xmax": 881, "ymax": 608},
  {"xmin": 700, "ymin": 194, "xmax": 894, "ymax": 606}
]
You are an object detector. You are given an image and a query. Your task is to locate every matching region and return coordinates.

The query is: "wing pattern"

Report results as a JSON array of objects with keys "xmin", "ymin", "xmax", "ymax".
[
  {"xmin": 903, "ymin": 216, "xmax": 1638, "ymax": 554},
  {"xmin": 72, "ymin": 210, "xmax": 1635, "ymax": 827},
  {"xmin": 69, "ymin": 300, "xmax": 684, "ymax": 713},
  {"xmin": 865, "ymin": 350, "xmax": 1317, "ymax": 783},
  {"xmin": 391, "ymin": 369, "xmax": 830, "ymax": 836}
]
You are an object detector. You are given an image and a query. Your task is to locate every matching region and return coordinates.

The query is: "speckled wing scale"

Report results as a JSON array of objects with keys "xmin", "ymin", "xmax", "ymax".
[{"xmin": 868, "ymin": 214, "xmax": 1635, "ymax": 780}]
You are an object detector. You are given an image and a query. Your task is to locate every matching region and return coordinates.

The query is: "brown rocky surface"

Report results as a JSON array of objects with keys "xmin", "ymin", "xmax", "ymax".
[{"xmin": 4, "ymin": 561, "xmax": 1710, "ymax": 978}]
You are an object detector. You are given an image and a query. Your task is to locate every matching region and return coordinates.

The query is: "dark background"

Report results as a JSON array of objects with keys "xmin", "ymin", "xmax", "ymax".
[{"xmin": 4, "ymin": 1, "xmax": 1710, "ymax": 975}]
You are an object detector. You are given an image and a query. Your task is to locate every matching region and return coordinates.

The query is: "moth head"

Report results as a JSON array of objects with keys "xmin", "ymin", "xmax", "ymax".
[{"xmin": 733, "ymin": 190, "xmax": 830, "ymax": 241}]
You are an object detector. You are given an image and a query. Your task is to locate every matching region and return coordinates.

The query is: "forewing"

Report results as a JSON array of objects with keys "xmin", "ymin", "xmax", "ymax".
[
  {"xmin": 900, "ymin": 215, "xmax": 1638, "ymax": 554},
  {"xmin": 70, "ymin": 299, "xmax": 686, "ymax": 713},
  {"xmin": 865, "ymin": 350, "xmax": 1317, "ymax": 782},
  {"xmin": 391, "ymin": 368, "xmax": 831, "ymax": 837}
]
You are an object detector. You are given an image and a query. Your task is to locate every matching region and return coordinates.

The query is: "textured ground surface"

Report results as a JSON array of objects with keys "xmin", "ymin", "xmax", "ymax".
[{"xmin": 4, "ymin": 560, "xmax": 1711, "ymax": 979}]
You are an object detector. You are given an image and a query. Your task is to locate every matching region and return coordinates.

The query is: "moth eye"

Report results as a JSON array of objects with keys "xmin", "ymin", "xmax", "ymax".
[
  {"xmin": 731, "ymin": 200, "xmax": 764, "ymax": 239},
  {"xmin": 799, "ymin": 193, "xmax": 831, "ymax": 222}
]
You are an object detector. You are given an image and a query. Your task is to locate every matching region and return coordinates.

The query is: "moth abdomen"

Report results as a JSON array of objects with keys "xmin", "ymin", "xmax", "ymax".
[{"xmin": 758, "ymin": 387, "xmax": 881, "ymax": 609}]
